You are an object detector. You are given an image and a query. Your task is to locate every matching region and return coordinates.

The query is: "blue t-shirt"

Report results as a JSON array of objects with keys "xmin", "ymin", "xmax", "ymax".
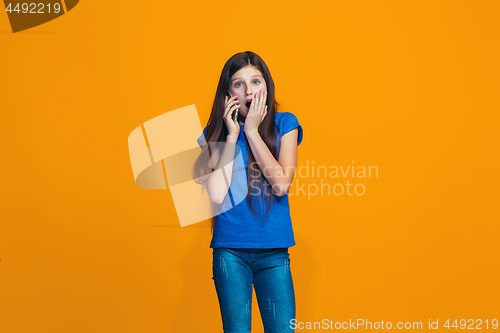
[{"xmin": 197, "ymin": 112, "xmax": 303, "ymax": 249}]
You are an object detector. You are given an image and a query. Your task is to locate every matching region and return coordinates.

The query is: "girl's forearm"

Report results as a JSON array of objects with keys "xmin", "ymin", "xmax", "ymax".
[
  {"xmin": 206, "ymin": 135, "xmax": 238, "ymax": 204},
  {"xmin": 244, "ymin": 130, "xmax": 289, "ymax": 196}
]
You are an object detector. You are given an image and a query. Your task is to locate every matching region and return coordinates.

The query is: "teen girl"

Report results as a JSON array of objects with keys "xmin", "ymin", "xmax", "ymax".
[{"xmin": 194, "ymin": 51, "xmax": 303, "ymax": 333}]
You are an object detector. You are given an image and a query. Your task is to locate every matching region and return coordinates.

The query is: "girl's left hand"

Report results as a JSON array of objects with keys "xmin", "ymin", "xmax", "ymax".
[{"xmin": 244, "ymin": 90, "xmax": 268, "ymax": 134}]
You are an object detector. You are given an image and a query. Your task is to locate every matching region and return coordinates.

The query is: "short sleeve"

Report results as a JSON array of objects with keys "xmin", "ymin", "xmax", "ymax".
[
  {"xmin": 197, "ymin": 126, "xmax": 207, "ymax": 148},
  {"xmin": 281, "ymin": 112, "xmax": 303, "ymax": 146}
]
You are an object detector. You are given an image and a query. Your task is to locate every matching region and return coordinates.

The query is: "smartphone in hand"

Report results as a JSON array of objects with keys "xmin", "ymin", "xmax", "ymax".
[{"xmin": 227, "ymin": 90, "xmax": 239, "ymax": 122}]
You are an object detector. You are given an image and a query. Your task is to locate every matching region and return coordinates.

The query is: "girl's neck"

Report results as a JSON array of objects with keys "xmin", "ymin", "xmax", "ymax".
[{"xmin": 238, "ymin": 115, "xmax": 245, "ymax": 125}]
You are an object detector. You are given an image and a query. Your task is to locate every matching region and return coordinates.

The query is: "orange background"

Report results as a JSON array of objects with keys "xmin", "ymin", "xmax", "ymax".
[{"xmin": 1, "ymin": 1, "xmax": 499, "ymax": 332}]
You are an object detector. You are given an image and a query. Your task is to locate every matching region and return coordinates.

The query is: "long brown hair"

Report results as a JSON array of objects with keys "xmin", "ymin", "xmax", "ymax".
[{"xmin": 192, "ymin": 51, "xmax": 281, "ymax": 234}]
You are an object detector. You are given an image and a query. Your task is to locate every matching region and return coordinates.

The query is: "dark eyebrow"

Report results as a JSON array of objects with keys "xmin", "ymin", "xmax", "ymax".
[{"xmin": 231, "ymin": 75, "xmax": 262, "ymax": 82}]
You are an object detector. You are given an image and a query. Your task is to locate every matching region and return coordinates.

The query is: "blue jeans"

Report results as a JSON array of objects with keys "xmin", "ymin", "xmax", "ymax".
[{"xmin": 212, "ymin": 247, "xmax": 296, "ymax": 333}]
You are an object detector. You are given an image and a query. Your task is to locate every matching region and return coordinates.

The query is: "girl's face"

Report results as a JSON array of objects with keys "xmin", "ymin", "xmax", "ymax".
[{"xmin": 228, "ymin": 65, "xmax": 267, "ymax": 119}]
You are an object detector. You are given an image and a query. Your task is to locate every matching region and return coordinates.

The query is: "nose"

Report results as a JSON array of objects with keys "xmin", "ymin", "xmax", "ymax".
[{"xmin": 245, "ymin": 85, "xmax": 253, "ymax": 96}]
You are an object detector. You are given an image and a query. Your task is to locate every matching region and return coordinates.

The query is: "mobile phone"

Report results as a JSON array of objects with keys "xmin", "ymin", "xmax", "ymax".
[{"xmin": 227, "ymin": 90, "xmax": 239, "ymax": 122}]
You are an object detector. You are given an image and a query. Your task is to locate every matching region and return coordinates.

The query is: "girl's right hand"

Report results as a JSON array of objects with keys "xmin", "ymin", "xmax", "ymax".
[{"xmin": 224, "ymin": 95, "xmax": 240, "ymax": 138}]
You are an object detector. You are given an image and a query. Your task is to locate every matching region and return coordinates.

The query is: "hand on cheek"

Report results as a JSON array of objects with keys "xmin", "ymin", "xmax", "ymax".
[{"xmin": 244, "ymin": 91, "xmax": 268, "ymax": 134}]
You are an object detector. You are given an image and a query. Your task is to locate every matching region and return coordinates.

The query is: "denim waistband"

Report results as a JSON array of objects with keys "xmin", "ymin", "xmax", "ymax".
[{"xmin": 216, "ymin": 247, "xmax": 288, "ymax": 253}]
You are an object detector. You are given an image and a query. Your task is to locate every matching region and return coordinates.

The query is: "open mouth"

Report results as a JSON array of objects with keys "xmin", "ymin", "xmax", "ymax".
[{"xmin": 245, "ymin": 100, "xmax": 252, "ymax": 108}]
